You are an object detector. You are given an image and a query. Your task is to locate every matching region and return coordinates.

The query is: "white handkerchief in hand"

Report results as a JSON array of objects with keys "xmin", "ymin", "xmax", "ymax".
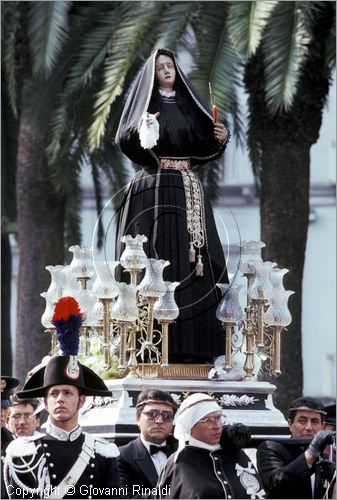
[{"xmin": 139, "ymin": 113, "xmax": 159, "ymax": 149}]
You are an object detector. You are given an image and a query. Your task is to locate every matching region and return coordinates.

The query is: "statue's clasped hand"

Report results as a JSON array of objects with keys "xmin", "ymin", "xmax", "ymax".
[
  {"xmin": 145, "ymin": 112, "xmax": 160, "ymax": 128},
  {"xmin": 139, "ymin": 112, "xmax": 160, "ymax": 149}
]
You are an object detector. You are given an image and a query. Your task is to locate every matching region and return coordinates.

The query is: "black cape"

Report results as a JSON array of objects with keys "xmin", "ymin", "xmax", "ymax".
[
  {"xmin": 115, "ymin": 48, "xmax": 229, "ymax": 363},
  {"xmin": 157, "ymin": 446, "xmax": 265, "ymax": 499}
]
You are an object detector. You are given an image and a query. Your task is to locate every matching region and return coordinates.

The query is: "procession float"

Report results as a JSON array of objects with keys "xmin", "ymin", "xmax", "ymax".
[{"xmin": 38, "ymin": 237, "xmax": 293, "ymax": 445}]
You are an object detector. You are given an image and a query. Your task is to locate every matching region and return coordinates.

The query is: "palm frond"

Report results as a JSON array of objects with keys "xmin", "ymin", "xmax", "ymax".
[
  {"xmin": 190, "ymin": 2, "xmax": 242, "ymax": 120},
  {"xmin": 88, "ymin": 2, "xmax": 164, "ymax": 151},
  {"xmin": 66, "ymin": 6, "xmax": 121, "ymax": 93},
  {"xmin": 2, "ymin": 2, "xmax": 21, "ymax": 117},
  {"xmin": 325, "ymin": 19, "xmax": 336, "ymax": 68},
  {"xmin": 228, "ymin": 86, "xmax": 246, "ymax": 149},
  {"xmin": 28, "ymin": 1, "xmax": 71, "ymax": 78},
  {"xmin": 299, "ymin": 0, "xmax": 335, "ymax": 67},
  {"xmin": 50, "ymin": 133, "xmax": 84, "ymax": 195},
  {"xmin": 227, "ymin": 0, "xmax": 277, "ymax": 57},
  {"xmin": 89, "ymin": 161, "xmax": 105, "ymax": 249},
  {"xmin": 155, "ymin": 1, "xmax": 196, "ymax": 51},
  {"xmin": 300, "ymin": 1, "xmax": 326, "ymax": 32},
  {"xmin": 263, "ymin": 2, "xmax": 311, "ymax": 113},
  {"xmin": 46, "ymin": 98, "xmax": 69, "ymax": 162}
]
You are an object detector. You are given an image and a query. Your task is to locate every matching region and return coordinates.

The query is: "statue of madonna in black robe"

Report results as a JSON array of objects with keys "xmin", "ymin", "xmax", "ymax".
[{"xmin": 115, "ymin": 48, "xmax": 229, "ymax": 364}]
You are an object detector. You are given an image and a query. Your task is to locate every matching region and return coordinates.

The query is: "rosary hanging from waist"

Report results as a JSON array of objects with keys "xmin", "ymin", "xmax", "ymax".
[{"xmin": 159, "ymin": 158, "xmax": 205, "ymax": 277}]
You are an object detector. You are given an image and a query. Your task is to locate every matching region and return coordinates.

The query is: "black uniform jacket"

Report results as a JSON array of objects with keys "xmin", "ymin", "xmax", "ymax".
[
  {"xmin": 117, "ymin": 435, "xmax": 177, "ymax": 496},
  {"xmin": 257, "ymin": 439, "xmax": 327, "ymax": 499},
  {"xmin": 158, "ymin": 445, "xmax": 265, "ymax": 499},
  {"xmin": 3, "ymin": 431, "xmax": 120, "ymax": 499}
]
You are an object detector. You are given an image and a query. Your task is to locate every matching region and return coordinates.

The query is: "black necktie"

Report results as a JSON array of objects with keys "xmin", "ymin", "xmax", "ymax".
[{"xmin": 149, "ymin": 444, "xmax": 170, "ymax": 457}]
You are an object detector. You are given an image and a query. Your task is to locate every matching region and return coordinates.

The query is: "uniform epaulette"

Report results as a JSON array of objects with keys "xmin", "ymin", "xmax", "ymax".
[
  {"xmin": 91, "ymin": 435, "xmax": 119, "ymax": 458},
  {"xmin": 5, "ymin": 432, "xmax": 44, "ymax": 458}
]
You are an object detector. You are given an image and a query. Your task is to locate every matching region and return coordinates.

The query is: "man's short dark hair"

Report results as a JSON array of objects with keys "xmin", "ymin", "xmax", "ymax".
[
  {"xmin": 136, "ymin": 390, "xmax": 178, "ymax": 417},
  {"xmin": 288, "ymin": 397, "xmax": 325, "ymax": 422},
  {"xmin": 10, "ymin": 395, "xmax": 40, "ymax": 413}
]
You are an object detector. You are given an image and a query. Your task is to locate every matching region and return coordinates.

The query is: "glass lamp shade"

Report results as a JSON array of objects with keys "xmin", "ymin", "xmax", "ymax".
[
  {"xmin": 89, "ymin": 301, "xmax": 105, "ymax": 327},
  {"xmin": 248, "ymin": 261, "xmax": 276, "ymax": 301},
  {"xmin": 264, "ymin": 290, "xmax": 294, "ymax": 326},
  {"xmin": 120, "ymin": 234, "xmax": 148, "ymax": 271},
  {"xmin": 68, "ymin": 245, "xmax": 95, "ymax": 278},
  {"xmin": 216, "ymin": 283, "xmax": 244, "ymax": 323},
  {"xmin": 45, "ymin": 265, "xmax": 68, "ymax": 300},
  {"xmin": 92, "ymin": 261, "xmax": 119, "ymax": 298},
  {"xmin": 40, "ymin": 292, "xmax": 55, "ymax": 328},
  {"xmin": 74, "ymin": 290, "xmax": 96, "ymax": 326},
  {"xmin": 111, "ymin": 283, "xmax": 139, "ymax": 322},
  {"xmin": 62, "ymin": 265, "xmax": 82, "ymax": 296},
  {"xmin": 137, "ymin": 258, "xmax": 169, "ymax": 298},
  {"xmin": 153, "ymin": 281, "xmax": 180, "ymax": 321},
  {"xmin": 269, "ymin": 267, "xmax": 289, "ymax": 292},
  {"xmin": 239, "ymin": 240, "xmax": 265, "ymax": 273}
]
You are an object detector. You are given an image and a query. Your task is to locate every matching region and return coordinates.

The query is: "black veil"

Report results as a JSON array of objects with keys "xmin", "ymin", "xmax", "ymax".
[{"xmin": 115, "ymin": 48, "xmax": 219, "ymax": 168}]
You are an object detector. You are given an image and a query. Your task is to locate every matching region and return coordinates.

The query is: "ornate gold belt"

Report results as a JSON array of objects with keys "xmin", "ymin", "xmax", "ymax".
[{"xmin": 160, "ymin": 158, "xmax": 190, "ymax": 170}]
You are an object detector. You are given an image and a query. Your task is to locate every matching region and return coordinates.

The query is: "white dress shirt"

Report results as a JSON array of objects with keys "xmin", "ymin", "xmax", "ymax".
[{"xmin": 140, "ymin": 435, "xmax": 168, "ymax": 476}]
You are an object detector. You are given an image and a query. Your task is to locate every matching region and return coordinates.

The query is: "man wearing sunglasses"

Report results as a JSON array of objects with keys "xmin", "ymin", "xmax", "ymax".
[{"xmin": 117, "ymin": 389, "xmax": 178, "ymax": 496}]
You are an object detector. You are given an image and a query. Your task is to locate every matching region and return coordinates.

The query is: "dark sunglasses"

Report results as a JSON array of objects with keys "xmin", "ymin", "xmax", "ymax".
[{"xmin": 142, "ymin": 410, "xmax": 174, "ymax": 422}]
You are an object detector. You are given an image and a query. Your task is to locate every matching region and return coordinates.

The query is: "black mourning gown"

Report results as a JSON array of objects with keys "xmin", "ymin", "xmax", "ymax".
[
  {"xmin": 116, "ymin": 97, "xmax": 228, "ymax": 363},
  {"xmin": 115, "ymin": 49, "xmax": 229, "ymax": 363}
]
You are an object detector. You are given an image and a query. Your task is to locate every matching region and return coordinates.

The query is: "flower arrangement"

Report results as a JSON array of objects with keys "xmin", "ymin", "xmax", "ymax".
[{"xmin": 78, "ymin": 335, "xmax": 121, "ymax": 379}]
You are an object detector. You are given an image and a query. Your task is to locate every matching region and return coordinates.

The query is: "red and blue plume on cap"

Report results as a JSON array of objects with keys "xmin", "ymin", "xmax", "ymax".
[
  {"xmin": 51, "ymin": 297, "xmax": 83, "ymax": 355},
  {"xmin": 16, "ymin": 296, "xmax": 111, "ymax": 397}
]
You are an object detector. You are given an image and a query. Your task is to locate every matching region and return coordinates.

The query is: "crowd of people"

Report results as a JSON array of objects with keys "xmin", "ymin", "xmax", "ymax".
[{"xmin": 1, "ymin": 370, "xmax": 336, "ymax": 499}]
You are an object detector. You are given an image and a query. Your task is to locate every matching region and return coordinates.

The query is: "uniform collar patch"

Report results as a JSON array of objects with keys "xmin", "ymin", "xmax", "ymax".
[{"xmin": 46, "ymin": 421, "xmax": 82, "ymax": 441}]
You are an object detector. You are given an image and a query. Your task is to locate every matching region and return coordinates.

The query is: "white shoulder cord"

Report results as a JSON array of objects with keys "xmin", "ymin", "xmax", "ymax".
[{"xmin": 4, "ymin": 444, "xmax": 49, "ymax": 498}]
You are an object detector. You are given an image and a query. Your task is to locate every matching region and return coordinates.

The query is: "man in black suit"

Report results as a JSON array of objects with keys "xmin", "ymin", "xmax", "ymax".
[
  {"xmin": 117, "ymin": 390, "xmax": 178, "ymax": 497},
  {"xmin": 257, "ymin": 396, "xmax": 335, "ymax": 498}
]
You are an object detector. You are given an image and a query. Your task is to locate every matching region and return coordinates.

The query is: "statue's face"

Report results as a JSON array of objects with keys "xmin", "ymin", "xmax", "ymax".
[{"xmin": 155, "ymin": 54, "xmax": 176, "ymax": 91}]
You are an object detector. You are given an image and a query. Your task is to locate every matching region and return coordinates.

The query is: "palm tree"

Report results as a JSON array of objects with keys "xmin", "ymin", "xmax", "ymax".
[{"xmin": 2, "ymin": 1, "xmax": 198, "ymax": 382}]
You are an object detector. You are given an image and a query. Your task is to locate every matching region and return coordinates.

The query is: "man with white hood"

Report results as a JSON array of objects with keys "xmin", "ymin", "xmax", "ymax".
[{"xmin": 158, "ymin": 393, "xmax": 265, "ymax": 499}]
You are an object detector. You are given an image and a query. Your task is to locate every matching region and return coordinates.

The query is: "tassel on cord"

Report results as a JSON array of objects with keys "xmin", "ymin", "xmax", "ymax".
[
  {"xmin": 189, "ymin": 242, "xmax": 196, "ymax": 263},
  {"xmin": 196, "ymin": 254, "xmax": 204, "ymax": 277}
]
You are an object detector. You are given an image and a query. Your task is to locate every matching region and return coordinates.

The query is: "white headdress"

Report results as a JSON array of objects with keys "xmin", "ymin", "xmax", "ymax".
[{"xmin": 173, "ymin": 393, "xmax": 222, "ymax": 458}]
